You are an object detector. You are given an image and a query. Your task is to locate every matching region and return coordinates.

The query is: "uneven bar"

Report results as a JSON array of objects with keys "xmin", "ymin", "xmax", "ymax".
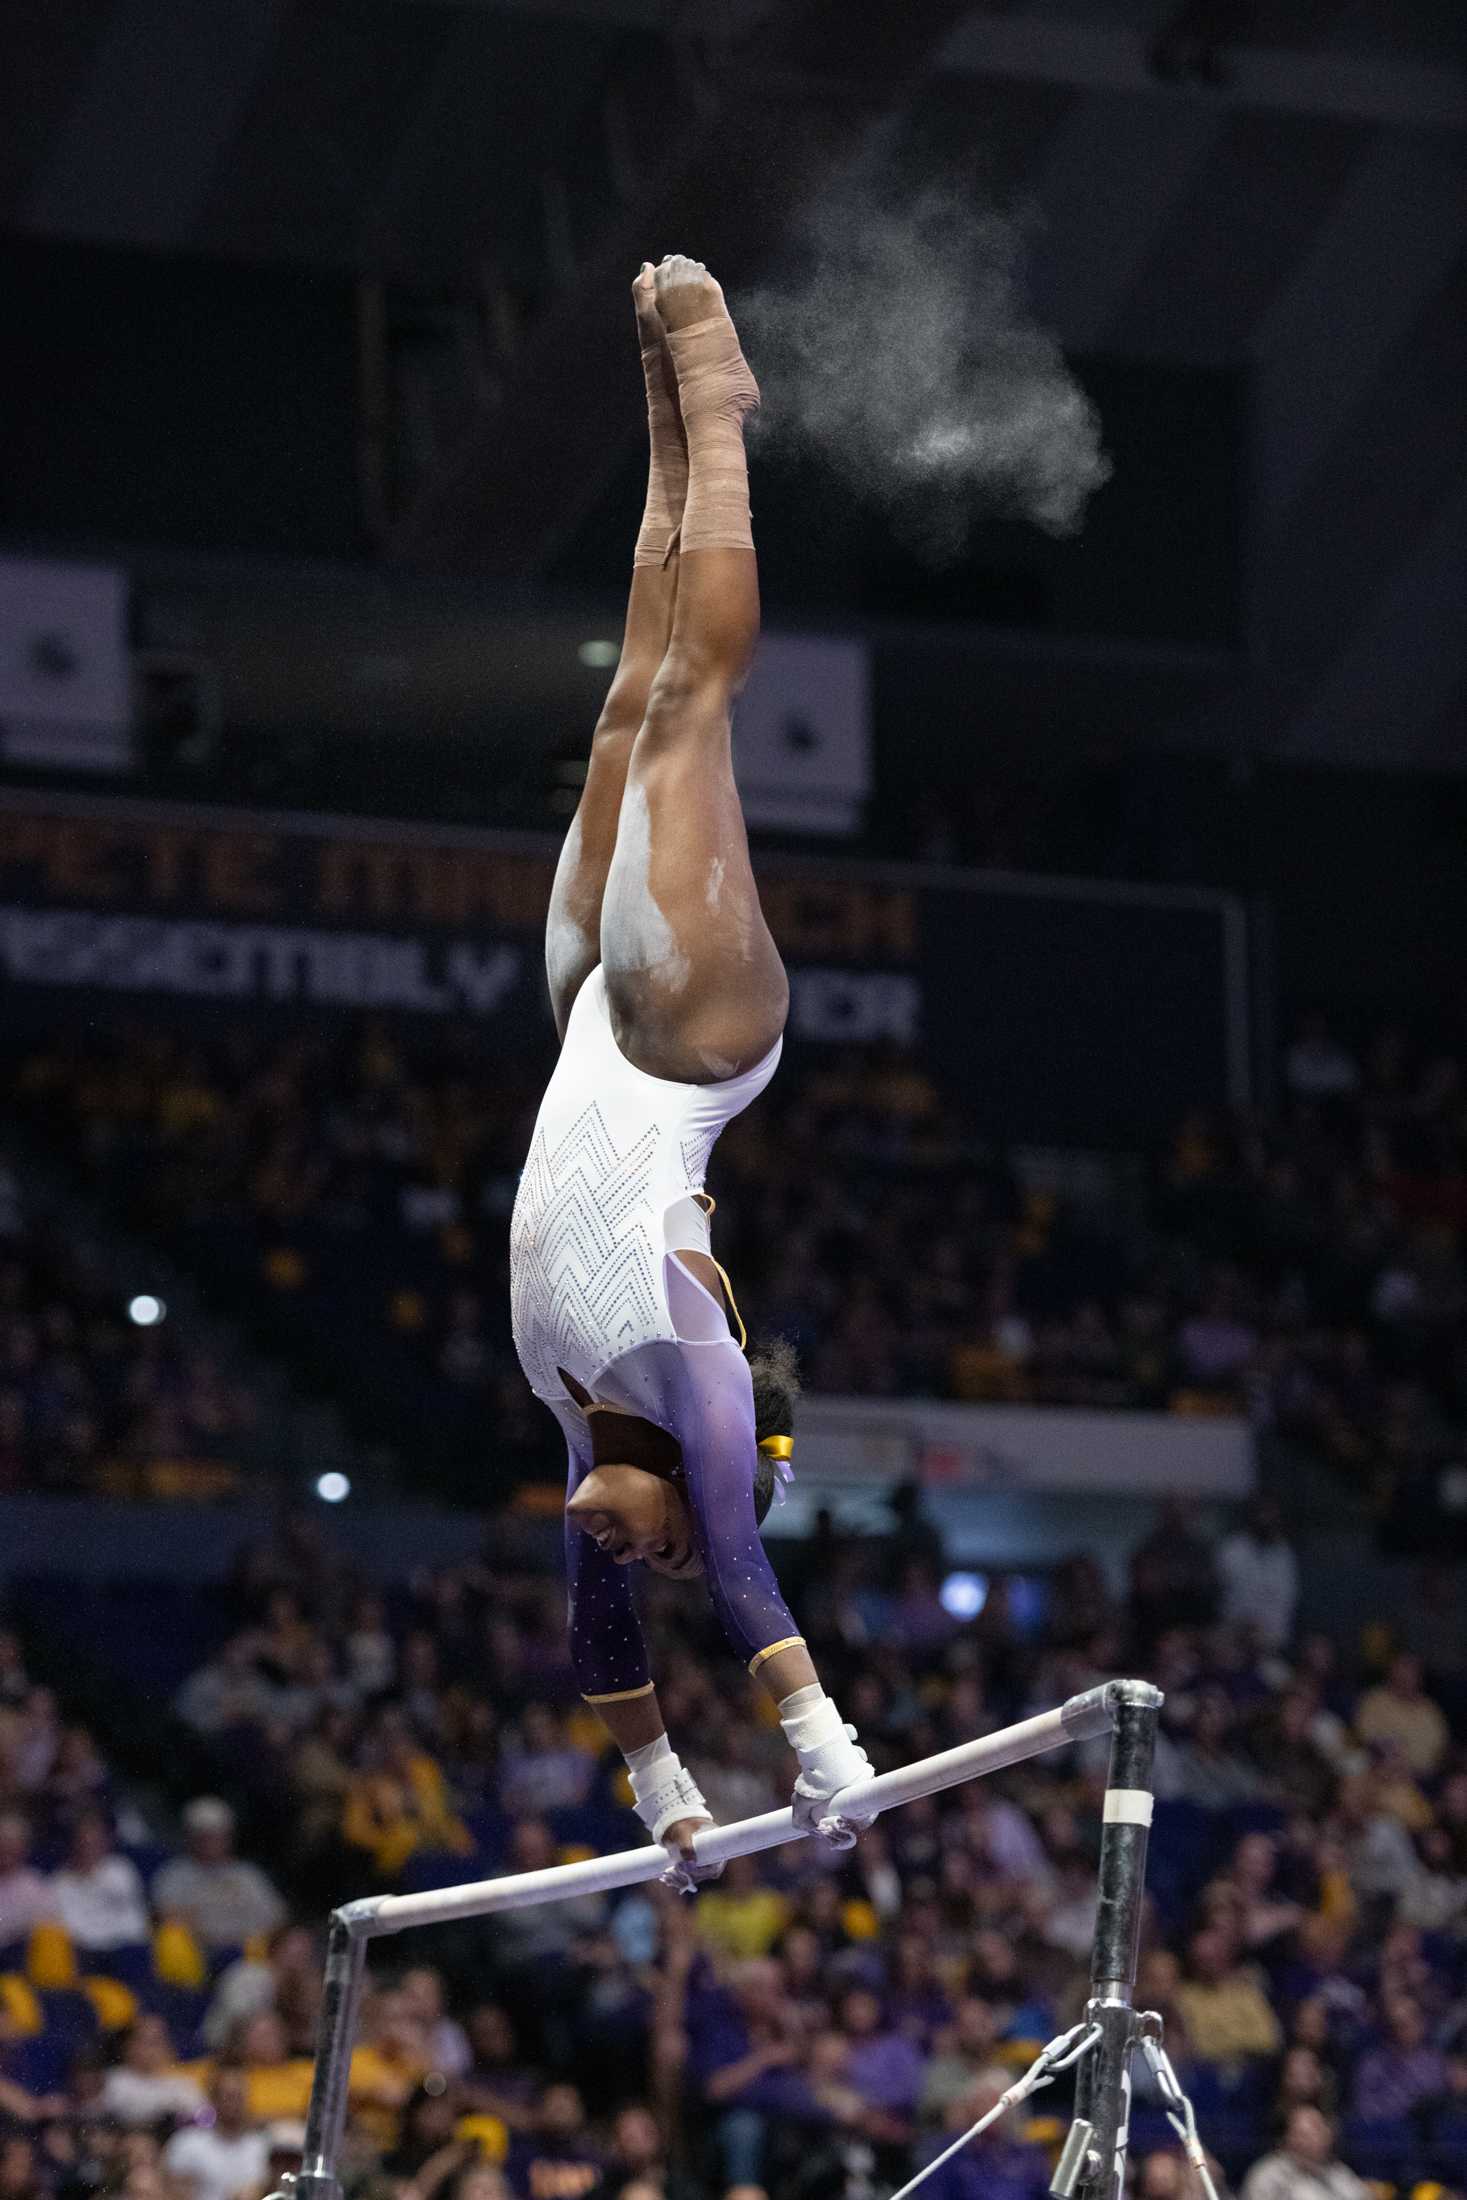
[
  {"xmin": 1073, "ymin": 1680, "xmax": 1164, "ymax": 2200},
  {"xmin": 338, "ymin": 1683, "xmax": 1118, "ymax": 1940},
  {"xmin": 281, "ymin": 1682, "xmax": 1154, "ymax": 2200},
  {"xmin": 292, "ymin": 1917, "xmax": 366, "ymax": 2200}
]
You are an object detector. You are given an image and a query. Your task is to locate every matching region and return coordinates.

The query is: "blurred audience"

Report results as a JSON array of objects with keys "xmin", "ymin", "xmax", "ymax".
[
  {"xmin": 0, "ymin": 1485, "xmax": 1460, "ymax": 2199},
  {"xmin": 5, "ymin": 1011, "xmax": 1465, "ymax": 1535},
  {"xmin": 48, "ymin": 1811, "xmax": 151, "ymax": 1957},
  {"xmin": 2, "ymin": 1483, "xmax": 1454, "ymax": 2199},
  {"xmin": 153, "ymin": 1800, "xmax": 286, "ymax": 1954},
  {"xmin": 0, "ymin": 1007, "xmax": 1465, "ymax": 2197},
  {"xmin": 1239, "ymin": 2108, "xmax": 1370, "ymax": 2200},
  {"xmin": 0, "ymin": 1162, "xmax": 255, "ymax": 1495}
]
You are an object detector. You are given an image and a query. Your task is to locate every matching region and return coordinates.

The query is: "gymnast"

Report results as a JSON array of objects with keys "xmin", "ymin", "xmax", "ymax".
[{"xmin": 510, "ymin": 255, "xmax": 873, "ymax": 1886}]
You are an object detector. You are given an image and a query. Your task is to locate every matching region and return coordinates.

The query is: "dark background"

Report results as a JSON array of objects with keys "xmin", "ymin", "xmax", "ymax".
[{"xmin": 1, "ymin": 0, "xmax": 1461, "ymax": 1056}]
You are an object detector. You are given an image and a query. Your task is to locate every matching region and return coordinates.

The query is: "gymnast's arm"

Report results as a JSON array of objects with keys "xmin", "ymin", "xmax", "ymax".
[
  {"xmin": 564, "ymin": 1452, "xmax": 718, "ymax": 1881},
  {"xmin": 672, "ymin": 1346, "xmax": 877, "ymax": 1836},
  {"xmin": 565, "ymin": 1506, "xmax": 655, "ymax": 1716}
]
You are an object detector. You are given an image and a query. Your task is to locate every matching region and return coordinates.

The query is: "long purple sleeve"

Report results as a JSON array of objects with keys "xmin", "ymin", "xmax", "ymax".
[
  {"xmin": 558, "ymin": 1408, "xmax": 654, "ymax": 1704},
  {"xmin": 671, "ymin": 1343, "xmax": 803, "ymax": 1672},
  {"xmin": 565, "ymin": 1506, "xmax": 655, "ymax": 1703}
]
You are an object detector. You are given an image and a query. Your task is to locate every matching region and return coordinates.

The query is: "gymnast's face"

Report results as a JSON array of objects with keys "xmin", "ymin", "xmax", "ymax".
[{"xmin": 567, "ymin": 1465, "xmax": 704, "ymax": 1579}]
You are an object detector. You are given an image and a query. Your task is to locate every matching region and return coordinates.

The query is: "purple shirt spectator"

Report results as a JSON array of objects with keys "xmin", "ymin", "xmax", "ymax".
[
  {"xmin": 845, "ymin": 2029, "xmax": 926, "ymax": 2119},
  {"xmin": 503, "ymin": 2083, "xmax": 602, "ymax": 2200},
  {"xmin": 498, "ymin": 1746, "xmax": 592, "ymax": 1816},
  {"xmin": 685, "ymin": 1970, "xmax": 814, "ymax": 2120},
  {"xmin": 959, "ymin": 1794, "xmax": 1054, "ymax": 1889},
  {"xmin": 837, "ymin": 1988, "xmax": 926, "ymax": 2122},
  {"xmin": 1352, "ymin": 2036, "xmax": 1445, "ymax": 2121}
]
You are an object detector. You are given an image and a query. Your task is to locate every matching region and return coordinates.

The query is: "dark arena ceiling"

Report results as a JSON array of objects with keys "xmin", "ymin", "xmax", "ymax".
[{"xmin": 0, "ymin": 0, "xmax": 1463, "ymax": 769}]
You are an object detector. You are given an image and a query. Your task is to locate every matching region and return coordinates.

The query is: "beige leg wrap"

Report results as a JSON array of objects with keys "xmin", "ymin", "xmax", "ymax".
[
  {"xmin": 665, "ymin": 313, "xmax": 760, "ymax": 555},
  {"xmin": 633, "ymin": 336, "xmax": 689, "ymax": 570}
]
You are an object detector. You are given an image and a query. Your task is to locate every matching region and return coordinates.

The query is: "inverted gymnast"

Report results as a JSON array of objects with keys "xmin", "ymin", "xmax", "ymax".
[{"xmin": 510, "ymin": 255, "xmax": 873, "ymax": 1885}]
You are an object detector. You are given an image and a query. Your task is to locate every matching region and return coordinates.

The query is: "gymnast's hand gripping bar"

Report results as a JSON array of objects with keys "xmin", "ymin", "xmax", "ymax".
[{"xmin": 332, "ymin": 1679, "xmax": 1131, "ymax": 1939}]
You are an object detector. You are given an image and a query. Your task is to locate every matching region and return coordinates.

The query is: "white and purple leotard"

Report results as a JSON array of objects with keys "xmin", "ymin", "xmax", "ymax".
[{"xmin": 510, "ymin": 968, "xmax": 802, "ymax": 1703}]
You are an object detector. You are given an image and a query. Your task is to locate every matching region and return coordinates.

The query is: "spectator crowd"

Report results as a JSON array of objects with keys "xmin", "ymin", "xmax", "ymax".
[
  {"xmin": 3, "ymin": 1493, "xmax": 1465, "ymax": 2200},
  {"xmin": 0, "ymin": 1157, "xmax": 256, "ymax": 1497},
  {"xmin": 4, "ymin": 1010, "xmax": 1464, "ymax": 1532},
  {"xmin": 1, "ymin": 1002, "xmax": 1465, "ymax": 2196}
]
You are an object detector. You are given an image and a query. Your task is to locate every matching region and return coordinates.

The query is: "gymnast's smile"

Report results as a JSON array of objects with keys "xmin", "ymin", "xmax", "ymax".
[{"xmin": 566, "ymin": 1457, "xmax": 705, "ymax": 1579}]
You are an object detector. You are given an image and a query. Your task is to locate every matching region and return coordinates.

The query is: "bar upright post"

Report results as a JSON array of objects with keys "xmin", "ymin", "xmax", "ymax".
[
  {"xmin": 1072, "ymin": 1679, "xmax": 1162, "ymax": 2200},
  {"xmin": 291, "ymin": 1915, "xmax": 367, "ymax": 2200}
]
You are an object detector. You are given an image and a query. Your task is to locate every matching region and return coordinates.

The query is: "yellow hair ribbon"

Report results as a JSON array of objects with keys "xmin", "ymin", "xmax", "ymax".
[{"xmin": 758, "ymin": 1434, "xmax": 794, "ymax": 1461}]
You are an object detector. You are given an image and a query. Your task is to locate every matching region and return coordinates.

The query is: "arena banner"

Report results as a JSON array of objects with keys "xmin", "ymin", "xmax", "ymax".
[
  {"xmin": 733, "ymin": 632, "xmax": 870, "ymax": 835},
  {"xmin": 0, "ymin": 791, "xmax": 1247, "ymax": 1142},
  {"xmin": 0, "ymin": 559, "xmax": 131, "ymax": 772},
  {"xmin": 790, "ymin": 1395, "xmax": 1253, "ymax": 1499}
]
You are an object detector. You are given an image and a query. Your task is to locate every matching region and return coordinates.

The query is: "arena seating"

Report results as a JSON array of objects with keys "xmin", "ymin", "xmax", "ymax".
[
  {"xmin": 3, "ymin": 1493, "xmax": 1465, "ymax": 2200},
  {"xmin": 4, "ymin": 1014, "xmax": 1463, "ymax": 1530}
]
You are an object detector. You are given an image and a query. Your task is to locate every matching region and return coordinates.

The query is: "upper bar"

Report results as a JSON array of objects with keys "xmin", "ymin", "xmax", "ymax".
[{"xmin": 339, "ymin": 1682, "xmax": 1125, "ymax": 1941}]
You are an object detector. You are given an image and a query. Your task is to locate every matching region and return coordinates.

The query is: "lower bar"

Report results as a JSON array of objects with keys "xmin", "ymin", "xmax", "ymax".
[
  {"xmin": 1073, "ymin": 1680, "xmax": 1162, "ymax": 2200},
  {"xmin": 348, "ymin": 1683, "xmax": 1118, "ymax": 1939}
]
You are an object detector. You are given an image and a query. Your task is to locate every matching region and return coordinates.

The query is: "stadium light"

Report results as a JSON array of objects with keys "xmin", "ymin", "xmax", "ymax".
[
  {"xmin": 127, "ymin": 1294, "xmax": 165, "ymax": 1327},
  {"xmin": 939, "ymin": 1570, "xmax": 988, "ymax": 1621},
  {"xmin": 315, "ymin": 1471, "xmax": 351, "ymax": 1504}
]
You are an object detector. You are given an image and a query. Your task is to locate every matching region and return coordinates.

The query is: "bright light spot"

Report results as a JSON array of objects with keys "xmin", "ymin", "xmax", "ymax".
[
  {"xmin": 315, "ymin": 1472, "xmax": 351, "ymax": 1505},
  {"xmin": 940, "ymin": 1570, "xmax": 988, "ymax": 1622},
  {"xmin": 578, "ymin": 639, "xmax": 619, "ymax": 668},
  {"xmin": 127, "ymin": 1294, "xmax": 165, "ymax": 1327}
]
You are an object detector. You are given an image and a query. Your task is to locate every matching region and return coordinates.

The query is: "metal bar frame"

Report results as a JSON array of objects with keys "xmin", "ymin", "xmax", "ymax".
[
  {"xmin": 1071, "ymin": 1679, "xmax": 1164, "ymax": 2200},
  {"xmin": 293, "ymin": 1919, "xmax": 366, "ymax": 2200},
  {"xmin": 284, "ymin": 1678, "xmax": 1162, "ymax": 2200}
]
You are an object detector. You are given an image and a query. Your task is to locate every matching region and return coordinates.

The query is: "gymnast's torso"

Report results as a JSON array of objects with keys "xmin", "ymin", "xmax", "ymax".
[{"xmin": 509, "ymin": 964, "xmax": 780, "ymax": 1423}]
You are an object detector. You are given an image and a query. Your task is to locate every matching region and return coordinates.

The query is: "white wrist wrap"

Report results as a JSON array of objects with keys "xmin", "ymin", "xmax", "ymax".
[
  {"xmin": 780, "ymin": 1687, "xmax": 875, "ymax": 1844},
  {"xmin": 779, "ymin": 1684, "xmax": 847, "ymax": 1756},
  {"xmin": 628, "ymin": 1738, "xmax": 712, "ymax": 1845}
]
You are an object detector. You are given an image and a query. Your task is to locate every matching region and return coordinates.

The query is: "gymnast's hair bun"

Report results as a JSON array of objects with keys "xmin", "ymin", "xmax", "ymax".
[{"xmin": 749, "ymin": 1335, "xmax": 800, "ymax": 1526}]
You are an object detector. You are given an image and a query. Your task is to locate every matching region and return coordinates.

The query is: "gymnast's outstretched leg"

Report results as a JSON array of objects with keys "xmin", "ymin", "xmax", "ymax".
[
  {"xmin": 543, "ymin": 264, "xmax": 687, "ymax": 1039},
  {"xmin": 599, "ymin": 254, "xmax": 789, "ymax": 1088}
]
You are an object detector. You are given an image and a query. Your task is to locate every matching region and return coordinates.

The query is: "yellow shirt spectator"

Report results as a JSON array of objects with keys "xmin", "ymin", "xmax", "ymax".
[
  {"xmin": 176, "ymin": 2062, "xmax": 312, "ymax": 2122},
  {"xmin": 342, "ymin": 1739, "xmax": 472, "ymax": 1881},
  {"xmin": 345, "ymin": 1986, "xmax": 432, "ymax": 2148},
  {"xmin": 184, "ymin": 2011, "xmax": 316, "ymax": 2124},
  {"xmin": 1355, "ymin": 1658, "xmax": 1449, "ymax": 1779},
  {"xmin": 1175, "ymin": 1930, "xmax": 1282, "ymax": 2073},
  {"xmin": 695, "ymin": 1855, "xmax": 789, "ymax": 1961}
]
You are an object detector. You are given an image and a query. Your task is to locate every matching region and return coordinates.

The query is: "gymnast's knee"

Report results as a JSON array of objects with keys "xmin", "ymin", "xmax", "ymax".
[{"xmin": 638, "ymin": 646, "xmax": 737, "ymax": 748}]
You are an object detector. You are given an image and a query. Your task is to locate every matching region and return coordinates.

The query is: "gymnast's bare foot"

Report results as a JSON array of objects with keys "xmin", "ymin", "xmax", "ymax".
[{"xmin": 653, "ymin": 253, "xmax": 729, "ymax": 334}]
